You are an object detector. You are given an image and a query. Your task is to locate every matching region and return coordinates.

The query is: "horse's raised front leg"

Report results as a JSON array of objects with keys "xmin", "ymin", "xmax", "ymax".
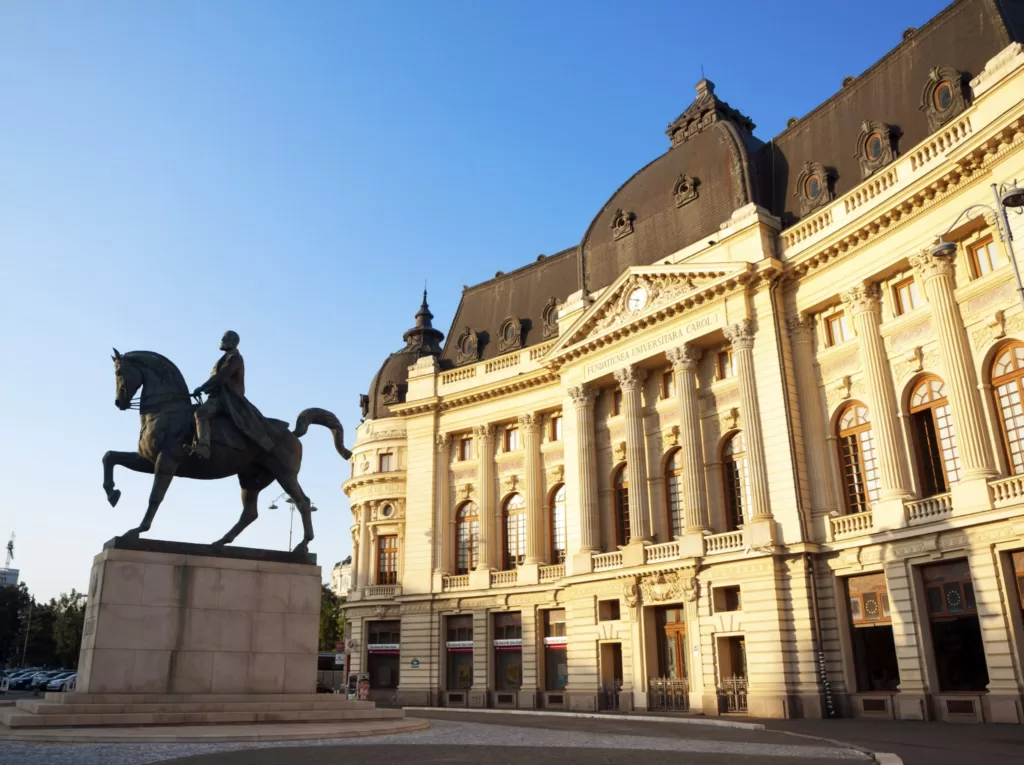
[
  {"xmin": 102, "ymin": 450, "xmax": 155, "ymax": 507},
  {"xmin": 122, "ymin": 453, "xmax": 180, "ymax": 541}
]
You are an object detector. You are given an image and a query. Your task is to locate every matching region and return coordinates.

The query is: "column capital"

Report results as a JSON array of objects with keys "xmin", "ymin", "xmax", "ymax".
[
  {"xmin": 517, "ymin": 412, "xmax": 541, "ymax": 430},
  {"xmin": 840, "ymin": 283, "xmax": 881, "ymax": 315},
  {"xmin": 909, "ymin": 249, "xmax": 956, "ymax": 283},
  {"xmin": 613, "ymin": 364, "xmax": 648, "ymax": 390},
  {"xmin": 568, "ymin": 384, "xmax": 598, "ymax": 407},
  {"xmin": 472, "ymin": 424, "xmax": 495, "ymax": 441},
  {"xmin": 435, "ymin": 433, "xmax": 451, "ymax": 449},
  {"xmin": 723, "ymin": 319, "xmax": 755, "ymax": 350},
  {"xmin": 785, "ymin": 314, "xmax": 815, "ymax": 341},
  {"xmin": 666, "ymin": 343, "xmax": 702, "ymax": 372}
]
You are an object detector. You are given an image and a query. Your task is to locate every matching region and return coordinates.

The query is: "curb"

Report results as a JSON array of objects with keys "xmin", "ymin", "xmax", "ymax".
[
  {"xmin": 761, "ymin": 726, "xmax": 902, "ymax": 764},
  {"xmin": 402, "ymin": 706, "xmax": 765, "ymax": 730}
]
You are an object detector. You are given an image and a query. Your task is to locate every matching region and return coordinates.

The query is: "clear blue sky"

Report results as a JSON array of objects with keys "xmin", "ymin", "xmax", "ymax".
[{"xmin": 0, "ymin": 0, "xmax": 948, "ymax": 599}]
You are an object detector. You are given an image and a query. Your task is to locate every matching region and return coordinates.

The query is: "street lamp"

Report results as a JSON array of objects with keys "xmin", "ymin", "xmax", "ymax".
[
  {"xmin": 931, "ymin": 181, "xmax": 1024, "ymax": 309},
  {"xmin": 267, "ymin": 492, "xmax": 318, "ymax": 551}
]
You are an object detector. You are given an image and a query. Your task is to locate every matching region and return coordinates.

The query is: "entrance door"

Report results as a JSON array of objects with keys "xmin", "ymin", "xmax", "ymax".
[
  {"xmin": 599, "ymin": 642, "xmax": 623, "ymax": 710},
  {"xmin": 656, "ymin": 606, "xmax": 687, "ymax": 681}
]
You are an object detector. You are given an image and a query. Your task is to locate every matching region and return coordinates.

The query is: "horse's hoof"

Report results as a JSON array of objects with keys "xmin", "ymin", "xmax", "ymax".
[
  {"xmin": 121, "ymin": 528, "xmax": 140, "ymax": 541},
  {"xmin": 108, "ymin": 489, "xmax": 121, "ymax": 507},
  {"xmin": 291, "ymin": 542, "xmax": 308, "ymax": 555},
  {"xmin": 210, "ymin": 539, "xmax": 227, "ymax": 549}
]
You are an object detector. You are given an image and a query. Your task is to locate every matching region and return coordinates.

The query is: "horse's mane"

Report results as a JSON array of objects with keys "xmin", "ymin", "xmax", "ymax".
[{"xmin": 124, "ymin": 350, "xmax": 189, "ymax": 391}]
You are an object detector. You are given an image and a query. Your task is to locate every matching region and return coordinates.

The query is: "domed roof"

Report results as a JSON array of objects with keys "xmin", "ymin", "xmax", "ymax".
[
  {"xmin": 579, "ymin": 79, "xmax": 763, "ymax": 293},
  {"xmin": 361, "ymin": 292, "xmax": 444, "ymax": 421}
]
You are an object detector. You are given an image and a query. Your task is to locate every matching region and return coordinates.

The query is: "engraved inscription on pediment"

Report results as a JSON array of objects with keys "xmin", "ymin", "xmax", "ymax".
[{"xmin": 589, "ymin": 272, "xmax": 718, "ymax": 336}]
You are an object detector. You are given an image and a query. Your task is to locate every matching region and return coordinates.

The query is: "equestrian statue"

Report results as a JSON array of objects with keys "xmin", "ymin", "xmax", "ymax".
[{"xmin": 103, "ymin": 331, "xmax": 351, "ymax": 553}]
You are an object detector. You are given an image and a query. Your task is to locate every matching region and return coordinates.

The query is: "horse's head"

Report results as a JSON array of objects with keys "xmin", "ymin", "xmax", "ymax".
[{"xmin": 112, "ymin": 348, "xmax": 141, "ymax": 410}]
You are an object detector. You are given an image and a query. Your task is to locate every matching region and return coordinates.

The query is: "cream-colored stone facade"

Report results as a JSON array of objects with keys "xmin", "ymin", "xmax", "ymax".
[{"xmin": 341, "ymin": 42, "xmax": 1024, "ymax": 722}]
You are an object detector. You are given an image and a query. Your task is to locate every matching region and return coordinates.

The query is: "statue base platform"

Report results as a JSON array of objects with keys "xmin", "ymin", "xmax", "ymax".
[{"xmin": 77, "ymin": 541, "xmax": 321, "ymax": 695}]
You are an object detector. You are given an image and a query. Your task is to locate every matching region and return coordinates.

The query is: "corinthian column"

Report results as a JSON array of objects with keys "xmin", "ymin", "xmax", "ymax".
[
  {"xmin": 614, "ymin": 365, "xmax": 651, "ymax": 542},
  {"xmin": 473, "ymin": 424, "xmax": 496, "ymax": 570},
  {"xmin": 910, "ymin": 251, "xmax": 997, "ymax": 480},
  {"xmin": 568, "ymin": 385, "xmax": 600, "ymax": 552},
  {"xmin": 520, "ymin": 413, "xmax": 544, "ymax": 565},
  {"xmin": 723, "ymin": 320, "xmax": 771, "ymax": 520},
  {"xmin": 787, "ymin": 316, "xmax": 840, "ymax": 517},
  {"xmin": 356, "ymin": 503, "xmax": 371, "ymax": 590},
  {"xmin": 665, "ymin": 343, "xmax": 709, "ymax": 532},
  {"xmin": 840, "ymin": 285, "xmax": 911, "ymax": 500},
  {"xmin": 434, "ymin": 434, "xmax": 451, "ymax": 573}
]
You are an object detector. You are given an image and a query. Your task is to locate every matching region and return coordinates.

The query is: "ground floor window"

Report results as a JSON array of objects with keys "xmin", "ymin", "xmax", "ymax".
[
  {"xmin": 446, "ymin": 614, "xmax": 474, "ymax": 689},
  {"xmin": 922, "ymin": 561, "xmax": 989, "ymax": 692},
  {"xmin": 655, "ymin": 606, "xmax": 687, "ymax": 681},
  {"xmin": 493, "ymin": 611, "xmax": 522, "ymax": 690},
  {"xmin": 542, "ymin": 609, "xmax": 567, "ymax": 691},
  {"xmin": 367, "ymin": 619, "xmax": 400, "ymax": 689},
  {"xmin": 1013, "ymin": 551, "xmax": 1024, "ymax": 611},
  {"xmin": 845, "ymin": 572, "xmax": 899, "ymax": 692}
]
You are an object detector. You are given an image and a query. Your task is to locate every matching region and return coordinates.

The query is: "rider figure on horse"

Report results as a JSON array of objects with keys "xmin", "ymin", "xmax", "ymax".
[{"xmin": 192, "ymin": 330, "xmax": 276, "ymax": 459}]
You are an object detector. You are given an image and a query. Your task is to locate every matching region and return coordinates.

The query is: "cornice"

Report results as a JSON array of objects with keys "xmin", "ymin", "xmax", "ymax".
[
  {"xmin": 342, "ymin": 471, "xmax": 408, "ymax": 497},
  {"xmin": 440, "ymin": 369, "xmax": 559, "ymax": 412},
  {"xmin": 784, "ymin": 109, "xmax": 1024, "ymax": 283}
]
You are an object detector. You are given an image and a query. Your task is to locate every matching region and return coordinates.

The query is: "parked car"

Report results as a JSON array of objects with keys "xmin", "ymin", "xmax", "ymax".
[
  {"xmin": 29, "ymin": 671, "xmax": 64, "ymax": 690},
  {"xmin": 7, "ymin": 672, "xmax": 41, "ymax": 690},
  {"xmin": 47, "ymin": 673, "xmax": 76, "ymax": 692}
]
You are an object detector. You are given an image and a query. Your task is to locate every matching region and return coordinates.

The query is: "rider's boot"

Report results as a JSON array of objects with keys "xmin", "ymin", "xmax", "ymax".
[{"xmin": 193, "ymin": 418, "xmax": 212, "ymax": 459}]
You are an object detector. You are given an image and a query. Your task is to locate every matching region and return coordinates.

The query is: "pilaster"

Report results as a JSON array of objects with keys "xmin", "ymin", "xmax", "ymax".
[
  {"xmin": 434, "ymin": 434, "xmax": 451, "ymax": 575},
  {"xmin": 474, "ymin": 424, "xmax": 496, "ymax": 571},
  {"xmin": 666, "ymin": 343, "xmax": 710, "ymax": 534},
  {"xmin": 614, "ymin": 365, "xmax": 652, "ymax": 543},
  {"xmin": 520, "ymin": 413, "xmax": 545, "ymax": 565},
  {"xmin": 568, "ymin": 384, "xmax": 600, "ymax": 555}
]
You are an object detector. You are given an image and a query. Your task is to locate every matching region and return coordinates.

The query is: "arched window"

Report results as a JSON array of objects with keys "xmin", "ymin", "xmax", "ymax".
[
  {"xmin": 455, "ymin": 502, "xmax": 479, "ymax": 575},
  {"xmin": 837, "ymin": 403, "xmax": 880, "ymax": 513},
  {"xmin": 722, "ymin": 432, "xmax": 750, "ymax": 531},
  {"xmin": 550, "ymin": 484, "xmax": 566, "ymax": 564},
  {"xmin": 614, "ymin": 465, "xmax": 630, "ymax": 546},
  {"xmin": 665, "ymin": 450, "xmax": 684, "ymax": 538},
  {"xmin": 503, "ymin": 493, "xmax": 526, "ymax": 569},
  {"xmin": 910, "ymin": 376, "xmax": 962, "ymax": 496},
  {"xmin": 992, "ymin": 342, "xmax": 1024, "ymax": 475}
]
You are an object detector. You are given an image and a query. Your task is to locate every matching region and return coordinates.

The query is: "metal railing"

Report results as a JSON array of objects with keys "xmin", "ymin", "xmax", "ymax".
[
  {"xmin": 719, "ymin": 676, "xmax": 748, "ymax": 713},
  {"xmin": 648, "ymin": 677, "xmax": 689, "ymax": 712},
  {"xmin": 600, "ymin": 680, "xmax": 622, "ymax": 711}
]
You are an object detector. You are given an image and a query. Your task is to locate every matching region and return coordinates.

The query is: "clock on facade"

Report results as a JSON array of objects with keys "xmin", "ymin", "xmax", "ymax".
[{"xmin": 627, "ymin": 286, "xmax": 648, "ymax": 312}]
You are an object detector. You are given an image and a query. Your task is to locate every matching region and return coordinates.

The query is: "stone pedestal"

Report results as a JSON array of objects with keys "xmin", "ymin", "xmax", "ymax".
[{"xmin": 77, "ymin": 538, "xmax": 321, "ymax": 695}]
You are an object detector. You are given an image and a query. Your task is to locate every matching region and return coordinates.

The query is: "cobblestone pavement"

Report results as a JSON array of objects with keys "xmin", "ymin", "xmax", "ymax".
[{"xmin": 0, "ymin": 717, "xmax": 871, "ymax": 765}]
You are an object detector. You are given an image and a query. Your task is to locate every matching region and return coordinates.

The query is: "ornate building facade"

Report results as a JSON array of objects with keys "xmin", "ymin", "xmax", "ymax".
[{"xmin": 341, "ymin": 0, "xmax": 1024, "ymax": 722}]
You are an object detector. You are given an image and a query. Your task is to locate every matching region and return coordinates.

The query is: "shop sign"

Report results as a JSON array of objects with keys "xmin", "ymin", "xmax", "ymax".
[
  {"xmin": 446, "ymin": 640, "xmax": 473, "ymax": 652},
  {"xmin": 493, "ymin": 638, "xmax": 523, "ymax": 651},
  {"xmin": 543, "ymin": 636, "xmax": 568, "ymax": 647},
  {"xmin": 334, "ymin": 653, "xmax": 345, "ymax": 666},
  {"xmin": 367, "ymin": 643, "xmax": 400, "ymax": 654}
]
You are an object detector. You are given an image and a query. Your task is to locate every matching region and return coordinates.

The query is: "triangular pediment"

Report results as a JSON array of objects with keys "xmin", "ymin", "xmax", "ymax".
[{"xmin": 547, "ymin": 263, "xmax": 752, "ymax": 359}]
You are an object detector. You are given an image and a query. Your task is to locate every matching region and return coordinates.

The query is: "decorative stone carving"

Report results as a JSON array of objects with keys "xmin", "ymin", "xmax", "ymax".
[
  {"xmin": 541, "ymin": 296, "xmax": 560, "ymax": 339},
  {"xmin": 840, "ymin": 283, "xmax": 881, "ymax": 316},
  {"xmin": 721, "ymin": 406, "xmax": 740, "ymax": 431},
  {"xmin": 497, "ymin": 316, "xmax": 523, "ymax": 353},
  {"xmin": 666, "ymin": 344, "xmax": 701, "ymax": 372},
  {"xmin": 893, "ymin": 348, "xmax": 939, "ymax": 385},
  {"xmin": 457, "ymin": 482, "xmax": 475, "ymax": 500},
  {"xmin": 545, "ymin": 463, "xmax": 564, "ymax": 487},
  {"xmin": 358, "ymin": 456, "xmax": 371, "ymax": 475},
  {"xmin": 435, "ymin": 433, "xmax": 451, "ymax": 449},
  {"xmin": 610, "ymin": 208, "xmax": 635, "ymax": 240},
  {"xmin": 499, "ymin": 474, "xmax": 520, "ymax": 495},
  {"xmin": 454, "ymin": 326, "xmax": 481, "ymax": 366},
  {"xmin": 380, "ymin": 380, "xmax": 400, "ymax": 405},
  {"xmin": 614, "ymin": 365, "xmax": 647, "ymax": 390},
  {"xmin": 920, "ymin": 66, "xmax": 968, "ymax": 132},
  {"xmin": 786, "ymin": 314, "xmax": 815, "ymax": 340},
  {"xmin": 568, "ymin": 384, "xmax": 599, "ymax": 407},
  {"xmin": 794, "ymin": 161, "xmax": 834, "ymax": 215},
  {"xmin": 855, "ymin": 120, "xmax": 898, "ymax": 179},
  {"xmin": 621, "ymin": 576, "xmax": 640, "ymax": 609},
  {"xmin": 909, "ymin": 249, "xmax": 955, "ymax": 283},
  {"xmin": 612, "ymin": 440, "xmax": 627, "ymax": 463},
  {"xmin": 665, "ymin": 79, "xmax": 755, "ymax": 147},
  {"xmin": 517, "ymin": 412, "xmax": 540, "ymax": 429},
  {"xmin": 586, "ymin": 271, "xmax": 718, "ymax": 335},
  {"xmin": 662, "ymin": 424, "xmax": 680, "ymax": 447},
  {"xmin": 723, "ymin": 319, "xmax": 755, "ymax": 350},
  {"xmin": 673, "ymin": 174, "xmax": 699, "ymax": 207},
  {"xmin": 639, "ymin": 570, "xmax": 697, "ymax": 603},
  {"xmin": 472, "ymin": 424, "xmax": 495, "ymax": 440}
]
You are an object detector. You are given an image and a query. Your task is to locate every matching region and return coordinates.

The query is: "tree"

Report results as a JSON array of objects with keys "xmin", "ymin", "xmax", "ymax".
[
  {"xmin": 319, "ymin": 584, "xmax": 342, "ymax": 652},
  {"xmin": 52, "ymin": 590, "xmax": 86, "ymax": 668},
  {"xmin": 0, "ymin": 583, "xmax": 30, "ymax": 667}
]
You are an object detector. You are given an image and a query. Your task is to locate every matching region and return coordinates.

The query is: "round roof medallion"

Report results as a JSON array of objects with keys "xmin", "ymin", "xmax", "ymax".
[
  {"xmin": 866, "ymin": 133, "xmax": 883, "ymax": 160},
  {"xmin": 934, "ymin": 81, "xmax": 953, "ymax": 111},
  {"xmin": 503, "ymin": 322, "xmax": 516, "ymax": 342},
  {"xmin": 627, "ymin": 286, "xmax": 648, "ymax": 313},
  {"xmin": 460, "ymin": 335, "xmax": 474, "ymax": 354},
  {"xmin": 805, "ymin": 174, "xmax": 821, "ymax": 200},
  {"xmin": 381, "ymin": 504, "xmax": 394, "ymax": 518}
]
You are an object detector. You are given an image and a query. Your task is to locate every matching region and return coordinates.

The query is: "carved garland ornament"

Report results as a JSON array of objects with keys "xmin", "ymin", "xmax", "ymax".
[
  {"xmin": 639, "ymin": 570, "xmax": 698, "ymax": 603},
  {"xmin": 593, "ymin": 273, "xmax": 710, "ymax": 333}
]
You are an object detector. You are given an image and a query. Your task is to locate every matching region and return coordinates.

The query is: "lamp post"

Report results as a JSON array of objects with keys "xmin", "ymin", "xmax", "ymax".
[
  {"xmin": 268, "ymin": 492, "xmax": 318, "ymax": 551},
  {"xmin": 930, "ymin": 180, "xmax": 1024, "ymax": 309}
]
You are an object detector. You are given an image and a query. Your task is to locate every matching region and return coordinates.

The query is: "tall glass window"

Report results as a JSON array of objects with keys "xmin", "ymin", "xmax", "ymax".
[
  {"xmin": 503, "ymin": 494, "xmax": 526, "ymax": 569},
  {"xmin": 909, "ymin": 376, "xmax": 962, "ymax": 496},
  {"xmin": 837, "ymin": 403, "xmax": 880, "ymax": 513},
  {"xmin": 455, "ymin": 502, "xmax": 479, "ymax": 575},
  {"xmin": 665, "ymin": 450, "xmax": 684, "ymax": 537},
  {"xmin": 722, "ymin": 432, "xmax": 750, "ymax": 530},
  {"xmin": 992, "ymin": 342, "xmax": 1024, "ymax": 475},
  {"xmin": 614, "ymin": 465, "xmax": 630, "ymax": 546},
  {"xmin": 550, "ymin": 484, "xmax": 566, "ymax": 564}
]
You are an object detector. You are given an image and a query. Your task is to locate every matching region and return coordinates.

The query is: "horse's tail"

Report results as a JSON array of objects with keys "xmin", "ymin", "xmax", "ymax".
[{"xmin": 293, "ymin": 408, "xmax": 353, "ymax": 460}]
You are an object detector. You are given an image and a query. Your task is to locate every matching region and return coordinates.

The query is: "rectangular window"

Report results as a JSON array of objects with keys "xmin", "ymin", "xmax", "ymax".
[
  {"xmin": 376, "ymin": 535, "xmax": 398, "ymax": 585},
  {"xmin": 598, "ymin": 599, "xmax": 621, "ymax": 621},
  {"xmin": 459, "ymin": 437, "xmax": 473, "ymax": 461},
  {"xmin": 1012, "ymin": 551, "xmax": 1024, "ymax": 610},
  {"xmin": 367, "ymin": 619, "xmax": 400, "ymax": 689},
  {"xmin": 922, "ymin": 560, "xmax": 989, "ymax": 692},
  {"xmin": 970, "ymin": 236, "xmax": 1002, "ymax": 277},
  {"xmin": 378, "ymin": 453, "xmax": 394, "ymax": 472},
  {"xmin": 612, "ymin": 389, "xmax": 622, "ymax": 416},
  {"xmin": 717, "ymin": 349, "xmax": 736, "ymax": 380},
  {"xmin": 892, "ymin": 277, "xmax": 922, "ymax": 315},
  {"xmin": 661, "ymin": 369, "xmax": 675, "ymax": 399},
  {"xmin": 551, "ymin": 415, "xmax": 563, "ymax": 441},
  {"xmin": 713, "ymin": 586, "xmax": 742, "ymax": 613},
  {"xmin": 543, "ymin": 609, "xmax": 568, "ymax": 691},
  {"xmin": 446, "ymin": 615, "xmax": 473, "ymax": 690},
  {"xmin": 845, "ymin": 573, "xmax": 899, "ymax": 692},
  {"xmin": 825, "ymin": 311, "xmax": 851, "ymax": 346},
  {"xmin": 505, "ymin": 427, "xmax": 520, "ymax": 452},
  {"xmin": 493, "ymin": 612, "xmax": 522, "ymax": 691}
]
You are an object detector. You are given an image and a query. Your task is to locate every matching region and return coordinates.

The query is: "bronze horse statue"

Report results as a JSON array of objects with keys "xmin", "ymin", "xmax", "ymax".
[{"xmin": 103, "ymin": 349, "xmax": 351, "ymax": 552}]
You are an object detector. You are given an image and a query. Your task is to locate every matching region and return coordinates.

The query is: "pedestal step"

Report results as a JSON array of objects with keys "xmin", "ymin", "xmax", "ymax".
[{"xmin": 0, "ymin": 693, "xmax": 404, "ymax": 730}]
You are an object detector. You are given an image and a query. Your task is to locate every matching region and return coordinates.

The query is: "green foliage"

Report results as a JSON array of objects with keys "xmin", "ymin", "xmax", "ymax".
[
  {"xmin": 0, "ymin": 583, "xmax": 30, "ymax": 666},
  {"xmin": 51, "ymin": 590, "xmax": 86, "ymax": 668},
  {"xmin": 0, "ymin": 583, "xmax": 86, "ymax": 669},
  {"xmin": 319, "ymin": 584, "xmax": 342, "ymax": 652}
]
